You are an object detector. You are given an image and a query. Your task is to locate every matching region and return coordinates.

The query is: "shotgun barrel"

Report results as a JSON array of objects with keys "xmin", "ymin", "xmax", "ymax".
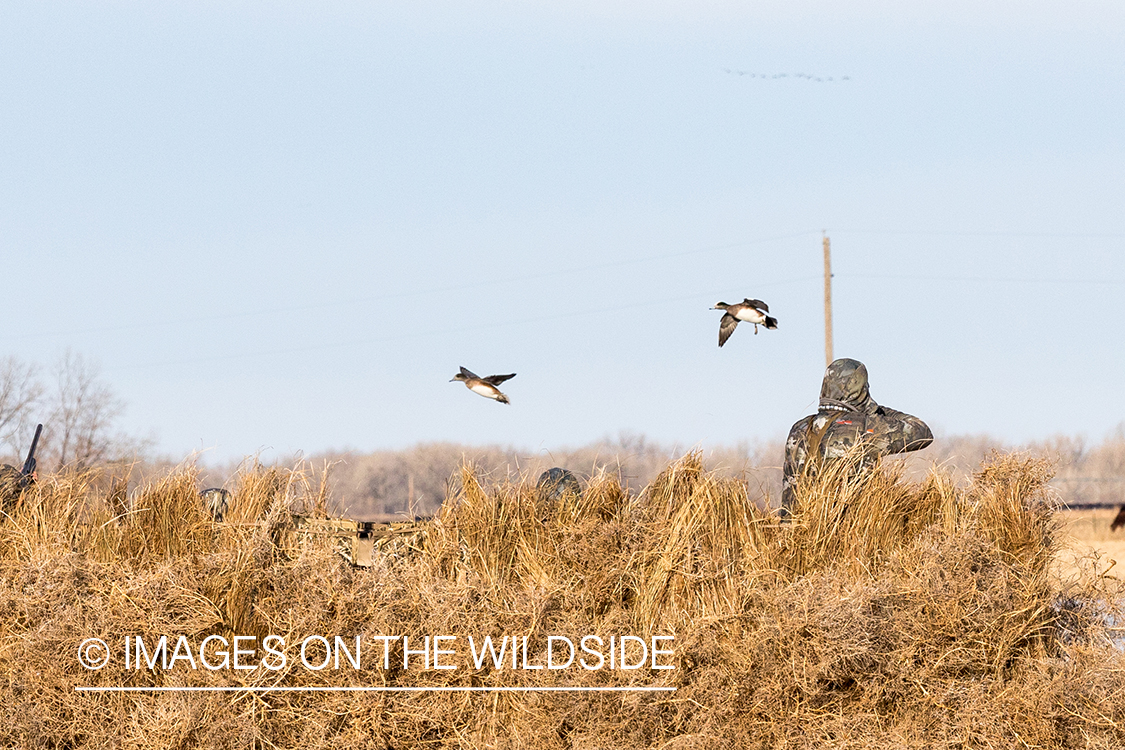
[{"xmin": 22, "ymin": 423, "xmax": 42, "ymax": 476}]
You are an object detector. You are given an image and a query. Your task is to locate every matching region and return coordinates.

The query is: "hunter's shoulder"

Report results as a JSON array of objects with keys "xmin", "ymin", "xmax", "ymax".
[
  {"xmin": 792, "ymin": 412, "xmax": 821, "ymax": 430},
  {"xmin": 787, "ymin": 415, "xmax": 815, "ymax": 439},
  {"xmin": 875, "ymin": 406, "xmax": 931, "ymax": 431},
  {"xmin": 869, "ymin": 406, "xmax": 934, "ymax": 451}
]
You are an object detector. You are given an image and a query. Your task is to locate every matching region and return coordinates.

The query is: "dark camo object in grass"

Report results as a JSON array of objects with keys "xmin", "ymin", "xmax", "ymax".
[
  {"xmin": 283, "ymin": 515, "xmax": 427, "ymax": 567},
  {"xmin": 1112, "ymin": 505, "xmax": 1125, "ymax": 533},
  {"xmin": 536, "ymin": 467, "xmax": 581, "ymax": 503},
  {"xmin": 199, "ymin": 488, "xmax": 231, "ymax": 522},
  {"xmin": 0, "ymin": 464, "xmax": 29, "ymax": 516},
  {"xmin": 782, "ymin": 358, "xmax": 933, "ymax": 517}
]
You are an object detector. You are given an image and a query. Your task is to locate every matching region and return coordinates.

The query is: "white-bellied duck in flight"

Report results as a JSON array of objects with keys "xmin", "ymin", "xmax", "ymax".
[
  {"xmin": 450, "ymin": 367, "xmax": 516, "ymax": 404},
  {"xmin": 711, "ymin": 299, "xmax": 778, "ymax": 347}
]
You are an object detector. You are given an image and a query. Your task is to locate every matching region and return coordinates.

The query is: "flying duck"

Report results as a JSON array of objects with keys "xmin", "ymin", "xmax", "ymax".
[
  {"xmin": 711, "ymin": 298, "xmax": 778, "ymax": 347},
  {"xmin": 450, "ymin": 367, "xmax": 516, "ymax": 404}
]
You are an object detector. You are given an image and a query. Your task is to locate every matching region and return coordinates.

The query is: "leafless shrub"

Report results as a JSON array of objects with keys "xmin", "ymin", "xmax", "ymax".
[
  {"xmin": 0, "ymin": 356, "xmax": 43, "ymax": 456},
  {"xmin": 43, "ymin": 350, "xmax": 130, "ymax": 470},
  {"xmin": 0, "ymin": 351, "xmax": 149, "ymax": 473}
]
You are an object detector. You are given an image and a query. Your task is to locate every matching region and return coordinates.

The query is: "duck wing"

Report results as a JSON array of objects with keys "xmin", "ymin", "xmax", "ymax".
[
  {"xmin": 483, "ymin": 373, "xmax": 516, "ymax": 386},
  {"xmin": 459, "ymin": 366, "xmax": 480, "ymax": 380},
  {"xmin": 718, "ymin": 313, "xmax": 739, "ymax": 347},
  {"xmin": 742, "ymin": 298, "xmax": 769, "ymax": 312}
]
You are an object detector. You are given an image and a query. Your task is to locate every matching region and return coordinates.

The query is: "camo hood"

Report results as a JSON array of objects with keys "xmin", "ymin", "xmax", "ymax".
[{"xmin": 818, "ymin": 358, "xmax": 872, "ymax": 412}]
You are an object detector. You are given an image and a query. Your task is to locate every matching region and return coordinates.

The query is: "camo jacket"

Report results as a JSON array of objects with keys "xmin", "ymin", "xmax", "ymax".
[{"xmin": 781, "ymin": 359, "xmax": 933, "ymax": 516}]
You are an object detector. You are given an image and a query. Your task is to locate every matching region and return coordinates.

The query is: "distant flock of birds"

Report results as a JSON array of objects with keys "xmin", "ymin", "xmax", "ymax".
[
  {"xmin": 451, "ymin": 298, "xmax": 777, "ymax": 405},
  {"xmin": 723, "ymin": 69, "xmax": 850, "ymax": 82}
]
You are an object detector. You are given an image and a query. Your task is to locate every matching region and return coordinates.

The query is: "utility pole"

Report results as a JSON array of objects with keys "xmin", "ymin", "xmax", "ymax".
[{"xmin": 823, "ymin": 233, "xmax": 833, "ymax": 367}]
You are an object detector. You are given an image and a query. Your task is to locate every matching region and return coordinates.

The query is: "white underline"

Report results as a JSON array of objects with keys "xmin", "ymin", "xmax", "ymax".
[{"xmin": 75, "ymin": 686, "xmax": 676, "ymax": 693}]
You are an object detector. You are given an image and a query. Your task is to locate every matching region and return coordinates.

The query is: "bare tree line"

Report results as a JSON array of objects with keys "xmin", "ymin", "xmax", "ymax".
[
  {"xmin": 306, "ymin": 433, "xmax": 782, "ymax": 521},
  {"xmin": 0, "ymin": 351, "xmax": 143, "ymax": 471},
  {"xmin": 305, "ymin": 428, "xmax": 1125, "ymax": 521}
]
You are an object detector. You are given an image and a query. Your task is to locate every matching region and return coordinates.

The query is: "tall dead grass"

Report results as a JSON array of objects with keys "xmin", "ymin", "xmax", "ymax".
[{"xmin": 1, "ymin": 451, "xmax": 1122, "ymax": 749}]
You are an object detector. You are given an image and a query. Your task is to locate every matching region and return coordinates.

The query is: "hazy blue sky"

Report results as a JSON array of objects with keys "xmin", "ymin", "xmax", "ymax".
[{"xmin": 2, "ymin": 1, "xmax": 1123, "ymax": 463}]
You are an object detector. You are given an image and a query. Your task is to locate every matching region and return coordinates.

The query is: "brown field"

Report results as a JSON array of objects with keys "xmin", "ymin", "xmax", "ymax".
[
  {"xmin": 1054, "ymin": 509, "xmax": 1125, "ymax": 582},
  {"xmin": 1, "ymin": 451, "xmax": 1123, "ymax": 749}
]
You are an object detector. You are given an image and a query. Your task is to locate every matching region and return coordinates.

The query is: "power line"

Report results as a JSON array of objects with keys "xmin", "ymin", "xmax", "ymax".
[
  {"xmin": 105, "ymin": 275, "xmax": 821, "ymax": 372},
  {"xmin": 9, "ymin": 228, "xmax": 1123, "ymax": 344},
  {"xmin": 3, "ymin": 229, "xmax": 821, "ymax": 343},
  {"xmin": 839, "ymin": 273, "xmax": 1124, "ymax": 285},
  {"xmin": 832, "ymin": 229, "xmax": 1125, "ymax": 239}
]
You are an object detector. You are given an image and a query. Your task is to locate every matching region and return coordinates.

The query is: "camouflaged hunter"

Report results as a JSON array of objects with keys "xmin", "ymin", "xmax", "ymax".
[
  {"xmin": 1, "ymin": 424, "xmax": 41, "ymax": 518},
  {"xmin": 536, "ymin": 467, "xmax": 581, "ymax": 504},
  {"xmin": 782, "ymin": 359, "xmax": 932, "ymax": 518}
]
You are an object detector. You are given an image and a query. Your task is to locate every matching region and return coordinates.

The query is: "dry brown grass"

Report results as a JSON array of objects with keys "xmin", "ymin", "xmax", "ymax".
[
  {"xmin": 1053, "ymin": 508, "xmax": 1125, "ymax": 583},
  {"xmin": 1, "ymin": 451, "xmax": 1122, "ymax": 749}
]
